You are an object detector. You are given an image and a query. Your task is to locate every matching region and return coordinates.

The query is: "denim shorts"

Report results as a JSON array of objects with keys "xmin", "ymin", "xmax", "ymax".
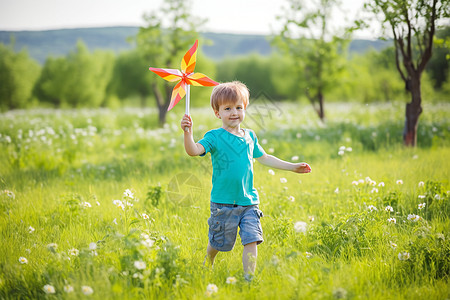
[{"xmin": 208, "ymin": 202, "xmax": 264, "ymax": 251}]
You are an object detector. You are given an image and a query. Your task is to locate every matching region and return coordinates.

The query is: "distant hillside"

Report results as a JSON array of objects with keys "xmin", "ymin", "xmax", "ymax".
[{"xmin": 0, "ymin": 26, "xmax": 391, "ymax": 64}]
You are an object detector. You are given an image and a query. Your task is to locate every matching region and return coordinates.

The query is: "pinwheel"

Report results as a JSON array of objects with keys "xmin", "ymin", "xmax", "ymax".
[{"xmin": 149, "ymin": 40, "xmax": 219, "ymax": 129}]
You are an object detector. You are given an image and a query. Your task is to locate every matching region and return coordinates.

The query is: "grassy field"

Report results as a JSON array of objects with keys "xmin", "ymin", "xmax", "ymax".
[{"xmin": 0, "ymin": 102, "xmax": 449, "ymax": 299}]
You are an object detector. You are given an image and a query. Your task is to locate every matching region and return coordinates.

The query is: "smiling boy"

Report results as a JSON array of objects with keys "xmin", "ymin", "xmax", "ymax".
[{"xmin": 181, "ymin": 81, "xmax": 311, "ymax": 280}]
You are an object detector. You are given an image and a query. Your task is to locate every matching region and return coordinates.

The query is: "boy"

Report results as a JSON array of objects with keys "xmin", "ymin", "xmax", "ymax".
[{"xmin": 181, "ymin": 81, "xmax": 311, "ymax": 280}]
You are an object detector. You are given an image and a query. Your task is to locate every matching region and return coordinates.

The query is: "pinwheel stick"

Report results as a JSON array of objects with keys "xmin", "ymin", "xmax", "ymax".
[{"xmin": 185, "ymin": 85, "xmax": 190, "ymax": 132}]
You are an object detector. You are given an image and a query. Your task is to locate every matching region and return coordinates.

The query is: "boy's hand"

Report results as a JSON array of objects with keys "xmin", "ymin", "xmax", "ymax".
[
  {"xmin": 292, "ymin": 162, "xmax": 311, "ymax": 174},
  {"xmin": 181, "ymin": 114, "xmax": 192, "ymax": 132}
]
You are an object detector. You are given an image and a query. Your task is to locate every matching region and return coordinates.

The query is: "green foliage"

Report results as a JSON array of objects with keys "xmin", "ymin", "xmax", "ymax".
[
  {"xmin": 33, "ymin": 41, "xmax": 114, "ymax": 108},
  {"xmin": 0, "ymin": 104, "xmax": 449, "ymax": 298},
  {"xmin": 0, "ymin": 43, "xmax": 40, "ymax": 110}
]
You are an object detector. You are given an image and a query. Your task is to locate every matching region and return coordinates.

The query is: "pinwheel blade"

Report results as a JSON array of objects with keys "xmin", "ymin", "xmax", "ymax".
[
  {"xmin": 186, "ymin": 73, "xmax": 219, "ymax": 87},
  {"xmin": 167, "ymin": 80, "xmax": 187, "ymax": 111},
  {"xmin": 149, "ymin": 67, "xmax": 183, "ymax": 82},
  {"xmin": 181, "ymin": 40, "xmax": 198, "ymax": 74}
]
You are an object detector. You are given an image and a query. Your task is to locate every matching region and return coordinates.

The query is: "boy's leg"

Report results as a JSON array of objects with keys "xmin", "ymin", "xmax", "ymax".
[
  {"xmin": 243, "ymin": 241, "xmax": 257, "ymax": 276},
  {"xmin": 204, "ymin": 241, "xmax": 219, "ymax": 267}
]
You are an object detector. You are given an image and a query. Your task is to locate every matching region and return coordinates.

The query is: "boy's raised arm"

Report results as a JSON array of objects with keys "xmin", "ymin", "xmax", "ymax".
[
  {"xmin": 181, "ymin": 114, "xmax": 205, "ymax": 156},
  {"xmin": 256, "ymin": 154, "xmax": 311, "ymax": 174}
]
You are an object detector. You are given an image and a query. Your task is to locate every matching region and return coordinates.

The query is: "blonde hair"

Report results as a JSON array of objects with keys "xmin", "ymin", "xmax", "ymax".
[{"xmin": 210, "ymin": 81, "xmax": 249, "ymax": 112}]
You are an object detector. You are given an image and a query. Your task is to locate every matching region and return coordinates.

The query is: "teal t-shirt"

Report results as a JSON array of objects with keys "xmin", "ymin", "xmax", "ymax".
[{"xmin": 198, "ymin": 128, "xmax": 265, "ymax": 206}]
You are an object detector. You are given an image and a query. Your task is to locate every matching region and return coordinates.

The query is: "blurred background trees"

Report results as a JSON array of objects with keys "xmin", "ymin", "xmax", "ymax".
[{"xmin": 0, "ymin": 0, "xmax": 448, "ymax": 147}]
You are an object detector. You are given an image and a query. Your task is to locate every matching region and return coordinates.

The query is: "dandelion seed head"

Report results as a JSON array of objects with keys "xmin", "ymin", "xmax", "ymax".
[{"xmin": 294, "ymin": 221, "xmax": 308, "ymax": 233}]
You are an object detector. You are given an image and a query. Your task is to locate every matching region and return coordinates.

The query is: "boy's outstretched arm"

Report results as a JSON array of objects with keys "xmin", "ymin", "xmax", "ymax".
[
  {"xmin": 256, "ymin": 154, "xmax": 311, "ymax": 174},
  {"xmin": 181, "ymin": 114, "xmax": 205, "ymax": 156}
]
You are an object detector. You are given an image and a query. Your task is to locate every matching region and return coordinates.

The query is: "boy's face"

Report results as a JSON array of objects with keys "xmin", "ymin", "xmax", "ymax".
[{"xmin": 214, "ymin": 99, "xmax": 246, "ymax": 128}]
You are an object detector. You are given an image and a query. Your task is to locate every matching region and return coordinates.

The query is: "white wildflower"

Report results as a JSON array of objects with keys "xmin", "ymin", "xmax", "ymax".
[
  {"xmin": 123, "ymin": 189, "xmax": 134, "ymax": 199},
  {"xmin": 206, "ymin": 283, "xmax": 218, "ymax": 295},
  {"xmin": 390, "ymin": 242, "xmax": 397, "ymax": 250},
  {"xmin": 142, "ymin": 213, "xmax": 149, "ymax": 219},
  {"xmin": 418, "ymin": 195, "xmax": 425, "ymax": 199},
  {"xmin": 64, "ymin": 285, "xmax": 74, "ymax": 293},
  {"xmin": 43, "ymin": 284, "xmax": 56, "ymax": 294},
  {"xmin": 398, "ymin": 251, "xmax": 410, "ymax": 261},
  {"xmin": 338, "ymin": 150, "xmax": 345, "ymax": 156},
  {"xmin": 308, "ymin": 216, "xmax": 315, "ymax": 222},
  {"xmin": 268, "ymin": 169, "xmax": 275, "ymax": 175},
  {"xmin": 387, "ymin": 218, "xmax": 396, "ymax": 224},
  {"xmin": 134, "ymin": 260, "xmax": 146, "ymax": 270},
  {"xmin": 385, "ymin": 206, "xmax": 394, "ymax": 212},
  {"xmin": 280, "ymin": 178, "xmax": 287, "ymax": 183},
  {"xmin": 418, "ymin": 203, "xmax": 426, "ymax": 210},
  {"xmin": 334, "ymin": 187, "xmax": 339, "ymax": 194},
  {"xmin": 291, "ymin": 155, "xmax": 299, "ymax": 161},
  {"xmin": 378, "ymin": 182, "xmax": 385, "ymax": 187},
  {"xmin": 89, "ymin": 242, "xmax": 97, "ymax": 250},
  {"xmin": 288, "ymin": 196, "xmax": 295, "ymax": 202},
  {"xmin": 418, "ymin": 181, "xmax": 425, "ymax": 188},
  {"xmin": 68, "ymin": 248, "xmax": 79, "ymax": 256},
  {"xmin": 396, "ymin": 179, "xmax": 403, "ymax": 185},
  {"xmin": 28, "ymin": 226, "xmax": 35, "ymax": 233},
  {"xmin": 367, "ymin": 205, "xmax": 378, "ymax": 212},
  {"xmin": 346, "ymin": 147, "xmax": 352, "ymax": 152},
  {"xmin": 370, "ymin": 188, "xmax": 378, "ymax": 194},
  {"xmin": 83, "ymin": 202, "xmax": 92, "ymax": 208},
  {"xmin": 294, "ymin": 221, "xmax": 308, "ymax": 233},
  {"xmin": 407, "ymin": 214, "xmax": 420, "ymax": 222},
  {"xmin": 81, "ymin": 285, "xmax": 94, "ymax": 295},
  {"xmin": 352, "ymin": 181, "xmax": 359, "ymax": 186},
  {"xmin": 226, "ymin": 277, "xmax": 237, "ymax": 284},
  {"xmin": 19, "ymin": 257, "xmax": 28, "ymax": 264},
  {"xmin": 434, "ymin": 194, "xmax": 441, "ymax": 200},
  {"xmin": 141, "ymin": 239, "xmax": 155, "ymax": 248}
]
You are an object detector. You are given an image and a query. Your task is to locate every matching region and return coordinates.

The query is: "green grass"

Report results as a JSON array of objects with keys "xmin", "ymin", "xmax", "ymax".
[{"xmin": 0, "ymin": 102, "xmax": 449, "ymax": 299}]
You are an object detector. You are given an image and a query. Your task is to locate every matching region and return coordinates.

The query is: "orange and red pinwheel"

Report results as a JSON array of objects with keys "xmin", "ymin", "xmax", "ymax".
[{"xmin": 149, "ymin": 40, "xmax": 219, "ymax": 113}]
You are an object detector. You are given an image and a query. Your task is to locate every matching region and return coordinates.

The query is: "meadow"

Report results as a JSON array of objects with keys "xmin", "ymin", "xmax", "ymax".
[{"xmin": 0, "ymin": 101, "xmax": 449, "ymax": 299}]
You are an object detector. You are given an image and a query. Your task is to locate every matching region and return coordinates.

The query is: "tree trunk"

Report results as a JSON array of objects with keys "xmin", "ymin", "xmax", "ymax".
[
  {"xmin": 403, "ymin": 75, "xmax": 422, "ymax": 146},
  {"xmin": 318, "ymin": 91, "xmax": 325, "ymax": 121},
  {"xmin": 152, "ymin": 82, "xmax": 170, "ymax": 127}
]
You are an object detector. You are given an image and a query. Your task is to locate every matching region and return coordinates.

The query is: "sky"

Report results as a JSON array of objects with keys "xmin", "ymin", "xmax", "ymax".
[{"xmin": 0, "ymin": 0, "xmax": 376, "ymax": 38}]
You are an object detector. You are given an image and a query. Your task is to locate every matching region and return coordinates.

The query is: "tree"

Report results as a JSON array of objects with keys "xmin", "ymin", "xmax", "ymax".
[
  {"xmin": 136, "ymin": 0, "xmax": 205, "ymax": 126},
  {"xmin": 34, "ymin": 41, "xmax": 114, "ymax": 108},
  {"xmin": 0, "ymin": 42, "xmax": 40, "ymax": 110},
  {"xmin": 275, "ymin": 0, "xmax": 349, "ymax": 121},
  {"xmin": 365, "ymin": 0, "xmax": 449, "ymax": 146},
  {"xmin": 108, "ymin": 50, "xmax": 153, "ymax": 107}
]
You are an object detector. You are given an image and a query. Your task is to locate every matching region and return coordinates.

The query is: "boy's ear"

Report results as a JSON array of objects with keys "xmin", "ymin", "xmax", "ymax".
[{"xmin": 214, "ymin": 110, "xmax": 221, "ymax": 119}]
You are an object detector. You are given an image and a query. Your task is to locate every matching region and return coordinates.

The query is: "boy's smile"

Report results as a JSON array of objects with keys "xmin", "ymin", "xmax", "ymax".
[{"xmin": 215, "ymin": 100, "xmax": 246, "ymax": 133}]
